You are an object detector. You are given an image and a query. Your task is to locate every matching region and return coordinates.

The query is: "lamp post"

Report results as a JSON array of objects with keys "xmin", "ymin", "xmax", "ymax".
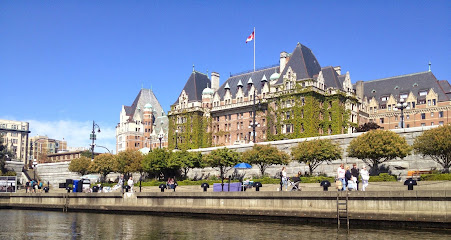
[
  {"xmin": 394, "ymin": 98, "xmax": 410, "ymax": 128},
  {"xmin": 175, "ymin": 129, "xmax": 179, "ymax": 149},
  {"xmin": 94, "ymin": 144, "xmax": 111, "ymax": 154},
  {"xmin": 158, "ymin": 133, "xmax": 164, "ymax": 149},
  {"xmin": 247, "ymin": 82, "xmax": 261, "ymax": 144},
  {"xmin": 90, "ymin": 121, "xmax": 101, "ymax": 161}
]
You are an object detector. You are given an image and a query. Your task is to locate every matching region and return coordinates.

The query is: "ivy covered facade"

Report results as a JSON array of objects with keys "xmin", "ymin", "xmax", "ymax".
[{"xmin": 167, "ymin": 43, "xmax": 360, "ymax": 149}]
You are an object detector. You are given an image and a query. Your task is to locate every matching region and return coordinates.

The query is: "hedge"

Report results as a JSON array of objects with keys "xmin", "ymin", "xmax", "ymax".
[{"xmin": 420, "ymin": 173, "xmax": 451, "ymax": 181}]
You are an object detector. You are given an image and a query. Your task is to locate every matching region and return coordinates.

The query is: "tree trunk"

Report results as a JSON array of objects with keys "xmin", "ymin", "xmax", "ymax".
[{"xmin": 309, "ymin": 164, "xmax": 313, "ymax": 176}]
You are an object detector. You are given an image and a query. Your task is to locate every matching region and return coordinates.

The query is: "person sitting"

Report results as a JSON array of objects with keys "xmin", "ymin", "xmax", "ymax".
[{"xmin": 167, "ymin": 177, "xmax": 176, "ymax": 190}]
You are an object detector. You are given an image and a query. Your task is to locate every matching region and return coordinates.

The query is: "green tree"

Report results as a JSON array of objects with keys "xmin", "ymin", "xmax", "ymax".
[
  {"xmin": 114, "ymin": 149, "xmax": 143, "ymax": 176},
  {"xmin": 81, "ymin": 150, "xmax": 92, "ymax": 158},
  {"xmin": 142, "ymin": 148, "xmax": 170, "ymax": 178},
  {"xmin": 413, "ymin": 125, "xmax": 451, "ymax": 172},
  {"xmin": 68, "ymin": 156, "xmax": 91, "ymax": 176},
  {"xmin": 291, "ymin": 138, "xmax": 342, "ymax": 175},
  {"xmin": 89, "ymin": 153, "xmax": 116, "ymax": 182},
  {"xmin": 355, "ymin": 122, "xmax": 380, "ymax": 132},
  {"xmin": 0, "ymin": 138, "xmax": 13, "ymax": 174},
  {"xmin": 241, "ymin": 144, "xmax": 290, "ymax": 176},
  {"xmin": 168, "ymin": 150, "xmax": 203, "ymax": 178},
  {"xmin": 204, "ymin": 148, "xmax": 240, "ymax": 188},
  {"xmin": 347, "ymin": 130, "xmax": 411, "ymax": 175}
]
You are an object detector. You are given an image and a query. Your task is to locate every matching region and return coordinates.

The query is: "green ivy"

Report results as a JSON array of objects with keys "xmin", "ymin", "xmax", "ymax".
[
  {"xmin": 267, "ymin": 85, "xmax": 357, "ymax": 141},
  {"xmin": 168, "ymin": 110, "xmax": 212, "ymax": 150}
]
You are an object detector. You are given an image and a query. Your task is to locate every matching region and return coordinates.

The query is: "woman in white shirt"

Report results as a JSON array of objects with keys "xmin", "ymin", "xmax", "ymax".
[
  {"xmin": 360, "ymin": 166, "xmax": 370, "ymax": 191},
  {"xmin": 281, "ymin": 167, "xmax": 288, "ymax": 191},
  {"xmin": 337, "ymin": 164, "xmax": 346, "ymax": 191}
]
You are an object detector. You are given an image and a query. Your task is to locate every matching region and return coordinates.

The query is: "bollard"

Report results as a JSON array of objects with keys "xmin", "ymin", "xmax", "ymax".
[
  {"xmin": 44, "ymin": 187, "xmax": 49, "ymax": 193},
  {"xmin": 404, "ymin": 178, "xmax": 417, "ymax": 190},
  {"xmin": 320, "ymin": 180, "xmax": 331, "ymax": 191},
  {"xmin": 159, "ymin": 184, "xmax": 167, "ymax": 192},
  {"xmin": 201, "ymin": 183, "xmax": 209, "ymax": 192},
  {"xmin": 66, "ymin": 187, "xmax": 72, "ymax": 193},
  {"xmin": 254, "ymin": 182, "xmax": 262, "ymax": 191},
  {"xmin": 125, "ymin": 185, "xmax": 130, "ymax": 192}
]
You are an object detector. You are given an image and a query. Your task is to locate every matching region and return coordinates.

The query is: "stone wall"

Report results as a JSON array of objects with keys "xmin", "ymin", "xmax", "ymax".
[{"xmin": 1, "ymin": 191, "xmax": 449, "ymax": 227}]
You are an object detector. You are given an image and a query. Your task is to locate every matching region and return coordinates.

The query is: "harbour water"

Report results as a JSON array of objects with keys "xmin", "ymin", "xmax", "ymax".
[{"xmin": 0, "ymin": 209, "xmax": 448, "ymax": 240}]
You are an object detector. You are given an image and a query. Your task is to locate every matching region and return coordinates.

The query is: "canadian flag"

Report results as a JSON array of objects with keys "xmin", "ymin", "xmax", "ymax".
[{"xmin": 246, "ymin": 31, "xmax": 254, "ymax": 43}]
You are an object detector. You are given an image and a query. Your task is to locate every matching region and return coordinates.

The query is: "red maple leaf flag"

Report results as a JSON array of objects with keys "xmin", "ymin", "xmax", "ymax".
[{"xmin": 246, "ymin": 31, "xmax": 254, "ymax": 43}]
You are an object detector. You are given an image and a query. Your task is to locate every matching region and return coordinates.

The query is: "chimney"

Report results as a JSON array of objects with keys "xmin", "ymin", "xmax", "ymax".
[
  {"xmin": 280, "ymin": 51, "xmax": 288, "ymax": 72},
  {"xmin": 211, "ymin": 72, "xmax": 220, "ymax": 91},
  {"xmin": 334, "ymin": 66, "xmax": 341, "ymax": 75},
  {"xmin": 356, "ymin": 81, "xmax": 364, "ymax": 100}
]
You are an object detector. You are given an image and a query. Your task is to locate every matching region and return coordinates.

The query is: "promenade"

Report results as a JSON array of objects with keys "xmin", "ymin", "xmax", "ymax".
[{"xmin": 15, "ymin": 181, "xmax": 451, "ymax": 193}]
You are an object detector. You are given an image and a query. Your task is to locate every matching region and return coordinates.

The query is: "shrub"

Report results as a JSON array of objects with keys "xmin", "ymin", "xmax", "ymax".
[
  {"xmin": 0, "ymin": 171, "xmax": 16, "ymax": 176},
  {"xmin": 420, "ymin": 173, "xmax": 451, "ymax": 181},
  {"xmin": 369, "ymin": 173, "xmax": 397, "ymax": 182}
]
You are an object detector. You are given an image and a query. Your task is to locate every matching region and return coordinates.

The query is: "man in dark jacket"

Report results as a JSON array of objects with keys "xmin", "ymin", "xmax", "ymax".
[{"xmin": 351, "ymin": 163, "xmax": 360, "ymax": 191}]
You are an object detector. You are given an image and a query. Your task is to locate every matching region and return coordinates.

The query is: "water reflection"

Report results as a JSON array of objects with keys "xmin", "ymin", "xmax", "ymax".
[{"xmin": 0, "ymin": 210, "xmax": 448, "ymax": 240}]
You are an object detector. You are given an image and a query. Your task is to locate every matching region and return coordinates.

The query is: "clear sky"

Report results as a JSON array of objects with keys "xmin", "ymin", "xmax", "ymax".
[{"xmin": 1, "ymin": 1, "xmax": 450, "ymax": 153}]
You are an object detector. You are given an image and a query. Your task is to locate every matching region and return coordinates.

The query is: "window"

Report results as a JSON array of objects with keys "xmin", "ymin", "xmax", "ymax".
[
  {"xmin": 329, "ymin": 112, "xmax": 332, "ymax": 121},
  {"xmin": 380, "ymin": 118, "xmax": 384, "ymax": 124},
  {"xmin": 406, "ymin": 115, "xmax": 410, "ymax": 120},
  {"xmin": 427, "ymin": 100, "xmax": 431, "ymax": 106},
  {"xmin": 421, "ymin": 113, "xmax": 426, "ymax": 119},
  {"xmin": 439, "ymin": 121, "xmax": 444, "ymax": 126},
  {"xmin": 400, "ymin": 93, "xmax": 408, "ymax": 99},
  {"xmin": 432, "ymin": 99, "xmax": 436, "ymax": 105},
  {"xmin": 439, "ymin": 111, "xmax": 444, "ymax": 118},
  {"xmin": 421, "ymin": 123, "xmax": 426, "ymax": 126},
  {"xmin": 412, "ymin": 102, "xmax": 416, "ymax": 108},
  {"xmin": 419, "ymin": 91, "xmax": 427, "ymax": 96},
  {"xmin": 406, "ymin": 124, "xmax": 410, "ymax": 128},
  {"xmin": 286, "ymin": 111, "xmax": 291, "ymax": 119},
  {"xmin": 388, "ymin": 105, "xmax": 391, "ymax": 111},
  {"xmin": 431, "ymin": 112, "xmax": 434, "ymax": 117},
  {"xmin": 381, "ymin": 96, "xmax": 389, "ymax": 101},
  {"xmin": 431, "ymin": 122, "xmax": 434, "ymax": 126}
]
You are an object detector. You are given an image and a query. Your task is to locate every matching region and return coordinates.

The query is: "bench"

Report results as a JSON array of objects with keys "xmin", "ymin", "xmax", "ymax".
[{"xmin": 407, "ymin": 170, "xmax": 432, "ymax": 179}]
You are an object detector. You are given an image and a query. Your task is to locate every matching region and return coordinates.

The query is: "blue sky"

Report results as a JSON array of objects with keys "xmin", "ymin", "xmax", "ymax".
[{"xmin": 1, "ymin": 1, "xmax": 450, "ymax": 152}]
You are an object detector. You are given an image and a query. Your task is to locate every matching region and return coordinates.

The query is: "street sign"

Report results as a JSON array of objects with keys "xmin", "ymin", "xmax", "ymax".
[{"xmin": 90, "ymin": 134, "xmax": 96, "ymax": 140}]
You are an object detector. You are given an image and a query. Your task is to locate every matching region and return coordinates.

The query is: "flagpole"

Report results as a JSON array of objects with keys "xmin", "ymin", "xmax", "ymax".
[{"xmin": 253, "ymin": 27, "xmax": 255, "ymax": 72}]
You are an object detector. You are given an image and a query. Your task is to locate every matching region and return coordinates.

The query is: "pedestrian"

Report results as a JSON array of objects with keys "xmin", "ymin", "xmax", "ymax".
[
  {"xmin": 38, "ymin": 181, "xmax": 43, "ymax": 193},
  {"xmin": 281, "ymin": 167, "xmax": 288, "ymax": 191},
  {"xmin": 351, "ymin": 163, "xmax": 360, "ymax": 191},
  {"xmin": 127, "ymin": 177, "xmax": 134, "ymax": 192},
  {"xmin": 297, "ymin": 171, "xmax": 302, "ymax": 177},
  {"xmin": 360, "ymin": 166, "xmax": 370, "ymax": 191},
  {"xmin": 25, "ymin": 181, "xmax": 30, "ymax": 193},
  {"xmin": 345, "ymin": 166, "xmax": 352, "ymax": 191},
  {"xmin": 337, "ymin": 164, "xmax": 346, "ymax": 191}
]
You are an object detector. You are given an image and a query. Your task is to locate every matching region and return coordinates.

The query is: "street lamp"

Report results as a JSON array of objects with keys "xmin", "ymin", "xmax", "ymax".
[
  {"xmin": 90, "ymin": 121, "xmax": 101, "ymax": 161},
  {"xmin": 158, "ymin": 132, "xmax": 164, "ymax": 149},
  {"xmin": 393, "ymin": 98, "xmax": 410, "ymax": 128},
  {"xmin": 247, "ymin": 80, "xmax": 262, "ymax": 144},
  {"xmin": 175, "ymin": 129, "xmax": 179, "ymax": 149},
  {"xmin": 94, "ymin": 144, "xmax": 111, "ymax": 154}
]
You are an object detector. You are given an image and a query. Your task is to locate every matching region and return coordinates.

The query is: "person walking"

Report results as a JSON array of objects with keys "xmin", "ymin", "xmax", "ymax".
[
  {"xmin": 281, "ymin": 167, "xmax": 288, "ymax": 191},
  {"xmin": 360, "ymin": 166, "xmax": 370, "ymax": 191},
  {"xmin": 25, "ymin": 181, "xmax": 30, "ymax": 193},
  {"xmin": 345, "ymin": 166, "xmax": 352, "ymax": 191},
  {"xmin": 337, "ymin": 164, "xmax": 346, "ymax": 191},
  {"xmin": 351, "ymin": 164, "xmax": 360, "ymax": 191},
  {"xmin": 127, "ymin": 177, "xmax": 134, "ymax": 192}
]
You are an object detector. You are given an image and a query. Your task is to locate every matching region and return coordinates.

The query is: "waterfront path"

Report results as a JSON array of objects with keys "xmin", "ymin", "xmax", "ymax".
[{"xmin": 16, "ymin": 180, "xmax": 451, "ymax": 193}]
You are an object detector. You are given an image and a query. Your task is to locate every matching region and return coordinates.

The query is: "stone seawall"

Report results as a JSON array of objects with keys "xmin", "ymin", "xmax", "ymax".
[{"xmin": 1, "ymin": 190, "xmax": 450, "ymax": 228}]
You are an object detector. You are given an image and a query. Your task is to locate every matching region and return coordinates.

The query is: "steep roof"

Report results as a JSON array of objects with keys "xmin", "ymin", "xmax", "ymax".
[
  {"xmin": 216, "ymin": 66, "xmax": 279, "ymax": 100},
  {"xmin": 359, "ymin": 71, "xmax": 449, "ymax": 102},
  {"xmin": 275, "ymin": 43, "xmax": 321, "ymax": 85},
  {"xmin": 322, "ymin": 66, "xmax": 342, "ymax": 89},
  {"xmin": 126, "ymin": 89, "xmax": 165, "ymax": 118},
  {"xmin": 174, "ymin": 71, "xmax": 211, "ymax": 104}
]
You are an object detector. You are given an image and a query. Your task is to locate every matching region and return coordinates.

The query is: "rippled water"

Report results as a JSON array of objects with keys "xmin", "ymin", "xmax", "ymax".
[{"xmin": 0, "ymin": 209, "xmax": 448, "ymax": 240}]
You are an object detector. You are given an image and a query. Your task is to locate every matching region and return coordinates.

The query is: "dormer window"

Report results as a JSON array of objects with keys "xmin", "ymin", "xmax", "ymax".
[
  {"xmin": 381, "ymin": 96, "xmax": 389, "ymax": 101},
  {"xmin": 400, "ymin": 93, "xmax": 408, "ymax": 99},
  {"xmin": 419, "ymin": 90, "xmax": 427, "ymax": 96}
]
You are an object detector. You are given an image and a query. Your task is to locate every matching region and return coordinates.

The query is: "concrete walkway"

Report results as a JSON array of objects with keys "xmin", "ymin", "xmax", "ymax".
[{"xmin": 17, "ymin": 180, "xmax": 449, "ymax": 193}]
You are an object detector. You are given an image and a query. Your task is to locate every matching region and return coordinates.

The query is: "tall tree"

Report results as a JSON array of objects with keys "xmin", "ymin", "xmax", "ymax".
[
  {"xmin": 142, "ymin": 148, "xmax": 170, "ymax": 179},
  {"xmin": 0, "ymin": 138, "xmax": 13, "ymax": 174},
  {"xmin": 114, "ymin": 149, "xmax": 144, "ymax": 176},
  {"xmin": 291, "ymin": 138, "xmax": 342, "ymax": 175},
  {"xmin": 168, "ymin": 150, "xmax": 203, "ymax": 178},
  {"xmin": 89, "ymin": 153, "xmax": 116, "ymax": 182},
  {"xmin": 68, "ymin": 156, "xmax": 92, "ymax": 176},
  {"xmin": 241, "ymin": 144, "xmax": 290, "ymax": 176},
  {"xmin": 347, "ymin": 130, "xmax": 411, "ymax": 175},
  {"xmin": 204, "ymin": 148, "xmax": 240, "ymax": 189},
  {"xmin": 413, "ymin": 125, "xmax": 451, "ymax": 172}
]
